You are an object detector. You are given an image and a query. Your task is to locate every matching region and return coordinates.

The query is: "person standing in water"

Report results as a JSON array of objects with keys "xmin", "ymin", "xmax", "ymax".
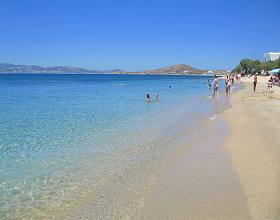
[
  {"xmin": 155, "ymin": 94, "xmax": 160, "ymax": 103},
  {"xmin": 253, "ymin": 74, "xmax": 257, "ymax": 92},
  {"xmin": 225, "ymin": 75, "xmax": 231, "ymax": 96},
  {"xmin": 213, "ymin": 75, "xmax": 219, "ymax": 98},
  {"xmin": 146, "ymin": 94, "xmax": 151, "ymax": 103},
  {"xmin": 225, "ymin": 76, "xmax": 228, "ymax": 94}
]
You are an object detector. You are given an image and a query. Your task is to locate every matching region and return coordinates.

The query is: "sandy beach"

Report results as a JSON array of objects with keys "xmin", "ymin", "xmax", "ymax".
[
  {"xmin": 134, "ymin": 118, "xmax": 251, "ymax": 220},
  {"xmin": 134, "ymin": 76, "xmax": 280, "ymax": 220},
  {"xmin": 223, "ymin": 76, "xmax": 280, "ymax": 220}
]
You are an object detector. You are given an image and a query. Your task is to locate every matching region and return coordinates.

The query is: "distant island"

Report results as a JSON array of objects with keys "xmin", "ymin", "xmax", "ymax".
[{"xmin": 0, "ymin": 63, "xmax": 228, "ymax": 75}]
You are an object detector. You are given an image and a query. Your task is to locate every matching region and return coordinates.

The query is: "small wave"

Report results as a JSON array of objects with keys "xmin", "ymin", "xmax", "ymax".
[{"xmin": 210, "ymin": 115, "xmax": 217, "ymax": 120}]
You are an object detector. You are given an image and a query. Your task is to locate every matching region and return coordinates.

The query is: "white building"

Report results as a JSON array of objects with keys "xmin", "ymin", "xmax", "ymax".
[{"xmin": 264, "ymin": 52, "xmax": 280, "ymax": 61}]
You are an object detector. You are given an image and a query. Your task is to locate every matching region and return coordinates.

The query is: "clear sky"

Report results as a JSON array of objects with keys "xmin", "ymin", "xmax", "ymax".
[{"xmin": 0, "ymin": 0, "xmax": 279, "ymax": 71}]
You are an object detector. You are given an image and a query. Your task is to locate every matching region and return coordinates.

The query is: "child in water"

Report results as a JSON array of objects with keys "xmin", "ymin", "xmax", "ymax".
[{"xmin": 207, "ymin": 79, "xmax": 211, "ymax": 89}]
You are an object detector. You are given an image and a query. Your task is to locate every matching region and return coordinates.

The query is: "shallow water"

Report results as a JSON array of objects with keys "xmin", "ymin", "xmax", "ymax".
[{"xmin": 0, "ymin": 74, "xmax": 230, "ymax": 219}]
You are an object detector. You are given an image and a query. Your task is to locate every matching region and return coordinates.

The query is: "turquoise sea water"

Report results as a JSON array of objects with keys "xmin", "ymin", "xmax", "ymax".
[{"xmin": 0, "ymin": 74, "xmax": 228, "ymax": 219}]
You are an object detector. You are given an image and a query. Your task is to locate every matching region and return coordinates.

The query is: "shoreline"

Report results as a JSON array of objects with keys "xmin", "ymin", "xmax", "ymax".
[
  {"xmin": 123, "ymin": 76, "xmax": 280, "ymax": 219},
  {"xmin": 62, "ymin": 81, "xmax": 235, "ymax": 219},
  {"xmin": 63, "ymin": 91, "xmax": 233, "ymax": 219},
  {"xmin": 134, "ymin": 115, "xmax": 251, "ymax": 219},
  {"xmin": 2, "ymin": 75, "xmax": 279, "ymax": 219},
  {"xmin": 222, "ymin": 76, "xmax": 280, "ymax": 219}
]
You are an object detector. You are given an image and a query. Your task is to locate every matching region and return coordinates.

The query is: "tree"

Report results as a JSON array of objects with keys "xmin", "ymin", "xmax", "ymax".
[
  {"xmin": 240, "ymin": 59, "xmax": 252, "ymax": 74},
  {"xmin": 251, "ymin": 60, "xmax": 261, "ymax": 73},
  {"xmin": 233, "ymin": 64, "xmax": 242, "ymax": 74},
  {"xmin": 232, "ymin": 57, "xmax": 280, "ymax": 75},
  {"xmin": 264, "ymin": 61, "xmax": 275, "ymax": 71},
  {"xmin": 275, "ymin": 58, "xmax": 280, "ymax": 69}
]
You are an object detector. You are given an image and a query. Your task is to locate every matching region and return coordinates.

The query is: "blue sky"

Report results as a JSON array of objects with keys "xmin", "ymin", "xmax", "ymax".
[{"xmin": 0, "ymin": 0, "xmax": 279, "ymax": 71}]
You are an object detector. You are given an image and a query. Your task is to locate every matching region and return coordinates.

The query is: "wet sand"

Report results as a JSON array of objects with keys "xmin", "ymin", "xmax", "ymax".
[
  {"xmin": 223, "ymin": 77, "xmax": 280, "ymax": 220},
  {"xmin": 134, "ymin": 117, "xmax": 251, "ymax": 219}
]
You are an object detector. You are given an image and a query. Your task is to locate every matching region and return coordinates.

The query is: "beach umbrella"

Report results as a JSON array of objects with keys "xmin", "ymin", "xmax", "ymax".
[{"xmin": 270, "ymin": 68, "xmax": 280, "ymax": 74}]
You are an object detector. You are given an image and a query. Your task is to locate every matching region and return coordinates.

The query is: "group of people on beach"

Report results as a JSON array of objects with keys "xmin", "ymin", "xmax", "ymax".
[
  {"xmin": 145, "ymin": 73, "xmax": 266, "ymax": 102},
  {"xmin": 212, "ymin": 75, "xmax": 236, "ymax": 98},
  {"xmin": 253, "ymin": 72, "xmax": 280, "ymax": 91},
  {"xmin": 267, "ymin": 74, "xmax": 280, "ymax": 89},
  {"xmin": 191, "ymin": 72, "xmax": 279, "ymax": 100}
]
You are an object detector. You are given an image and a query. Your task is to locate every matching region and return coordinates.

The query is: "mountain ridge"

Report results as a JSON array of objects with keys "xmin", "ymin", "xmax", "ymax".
[{"xmin": 0, "ymin": 63, "xmax": 227, "ymax": 75}]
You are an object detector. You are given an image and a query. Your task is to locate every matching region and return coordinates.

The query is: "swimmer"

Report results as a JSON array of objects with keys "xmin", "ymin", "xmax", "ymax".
[
  {"xmin": 155, "ymin": 94, "xmax": 160, "ymax": 103},
  {"xmin": 207, "ymin": 79, "xmax": 211, "ymax": 89},
  {"xmin": 146, "ymin": 94, "xmax": 151, "ymax": 102}
]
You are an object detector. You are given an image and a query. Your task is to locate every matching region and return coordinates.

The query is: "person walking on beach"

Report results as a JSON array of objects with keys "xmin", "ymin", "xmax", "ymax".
[
  {"xmin": 213, "ymin": 75, "xmax": 219, "ymax": 98},
  {"xmin": 253, "ymin": 74, "xmax": 257, "ymax": 92}
]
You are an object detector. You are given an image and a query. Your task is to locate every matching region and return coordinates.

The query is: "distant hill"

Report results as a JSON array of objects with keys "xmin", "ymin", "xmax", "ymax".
[
  {"xmin": 134, "ymin": 64, "xmax": 206, "ymax": 75},
  {"xmin": 0, "ymin": 63, "xmax": 227, "ymax": 75},
  {"xmin": 0, "ymin": 63, "xmax": 120, "ymax": 74}
]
